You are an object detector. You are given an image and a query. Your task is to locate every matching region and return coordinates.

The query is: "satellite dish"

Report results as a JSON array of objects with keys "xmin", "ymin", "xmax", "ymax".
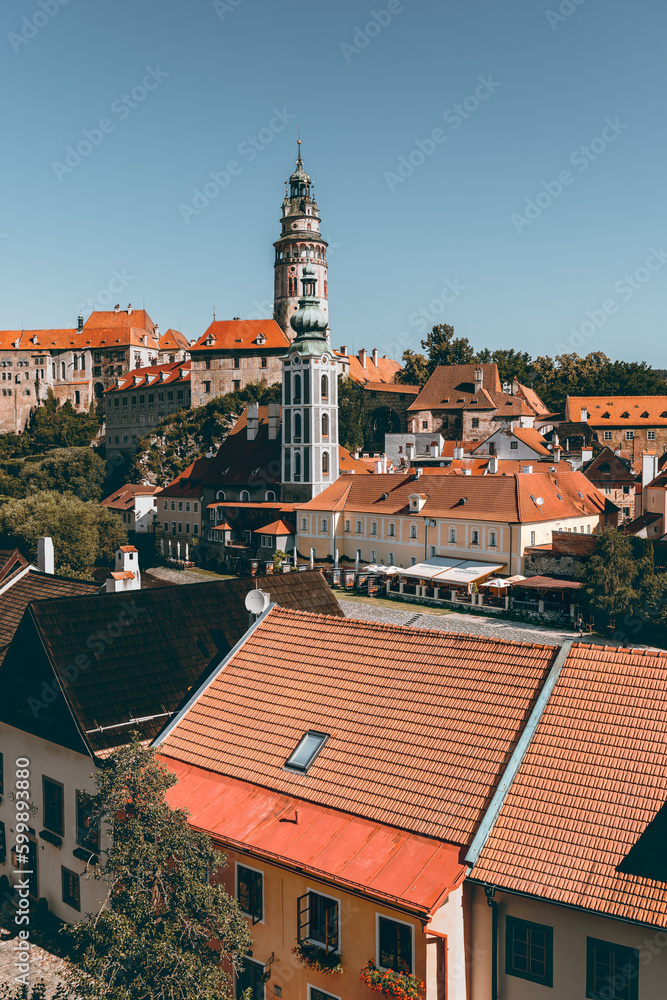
[
  {"xmin": 536, "ymin": 497, "xmax": 544, "ymax": 505},
  {"xmin": 245, "ymin": 589, "xmax": 270, "ymax": 615}
]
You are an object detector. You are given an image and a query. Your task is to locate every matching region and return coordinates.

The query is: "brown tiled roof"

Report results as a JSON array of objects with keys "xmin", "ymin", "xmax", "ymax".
[
  {"xmin": 297, "ymin": 471, "xmax": 606, "ymax": 523},
  {"xmin": 408, "ymin": 364, "xmax": 532, "ymax": 417},
  {"xmin": 516, "ymin": 383, "xmax": 550, "ymax": 417},
  {"xmin": 159, "ymin": 328, "xmax": 189, "ymax": 352},
  {"xmin": 516, "ymin": 575, "xmax": 581, "ymax": 590},
  {"xmin": 100, "ymin": 484, "xmax": 160, "ymax": 510},
  {"xmin": 156, "ymin": 607, "xmax": 558, "ymax": 846},
  {"xmin": 360, "ymin": 382, "xmax": 420, "ymax": 395},
  {"xmin": 15, "ymin": 572, "xmax": 342, "ymax": 755},
  {"xmin": 83, "ymin": 308, "xmax": 155, "ymax": 331},
  {"xmin": 0, "ymin": 549, "xmax": 29, "ymax": 585},
  {"xmin": 104, "ymin": 360, "xmax": 190, "ymax": 394},
  {"xmin": 190, "ymin": 319, "xmax": 289, "ymax": 352},
  {"xmin": 471, "ymin": 643, "xmax": 667, "ymax": 928},
  {"xmin": 157, "ymin": 457, "xmax": 214, "ymax": 499},
  {"xmin": 0, "ymin": 570, "xmax": 99, "ymax": 652},
  {"xmin": 584, "ymin": 447, "xmax": 636, "ymax": 486},
  {"xmin": 567, "ymin": 395, "xmax": 667, "ymax": 426},
  {"xmin": 346, "ymin": 354, "xmax": 404, "ymax": 385}
]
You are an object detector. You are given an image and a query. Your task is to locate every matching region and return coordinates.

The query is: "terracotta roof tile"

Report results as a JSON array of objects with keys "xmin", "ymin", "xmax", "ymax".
[
  {"xmin": 346, "ymin": 354, "xmax": 404, "ymax": 385},
  {"xmin": 156, "ymin": 607, "xmax": 558, "ymax": 846},
  {"xmin": 190, "ymin": 319, "xmax": 289, "ymax": 352},
  {"xmin": 567, "ymin": 395, "xmax": 667, "ymax": 425},
  {"xmin": 100, "ymin": 484, "xmax": 160, "ymax": 510},
  {"xmin": 471, "ymin": 643, "xmax": 667, "ymax": 927},
  {"xmin": 253, "ymin": 519, "xmax": 296, "ymax": 535},
  {"xmin": 158, "ymin": 328, "xmax": 189, "ymax": 352},
  {"xmin": 511, "ymin": 427, "xmax": 551, "ymax": 456},
  {"xmin": 104, "ymin": 360, "xmax": 190, "ymax": 393},
  {"xmin": 408, "ymin": 365, "xmax": 531, "ymax": 416}
]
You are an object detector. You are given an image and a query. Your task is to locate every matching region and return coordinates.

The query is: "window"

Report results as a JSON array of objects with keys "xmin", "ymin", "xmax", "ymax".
[
  {"xmin": 193, "ymin": 523, "xmax": 199, "ymax": 535},
  {"xmin": 471, "ymin": 529, "xmax": 479, "ymax": 545},
  {"xmin": 647, "ymin": 430, "xmax": 656, "ymax": 440},
  {"xmin": 356, "ymin": 519, "xmax": 362, "ymax": 534},
  {"xmin": 61, "ymin": 867, "xmax": 81, "ymax": 911},
  {"xmin": 43, "ymin": 777, "xmax": 64, "ymax": 836},
  {"xmin": 171, "ymin": 500, "xmax": 176, "ymax": 510},
  {"xmin": 506, "ymin": 916, "xmax": 553, "ymax": 986},
  {"xmin": 235, "ymin": 957, "xmax": 265, "ymax": 1000},
  {"xmin": 449, "ymin": 527, "xmax": 456, "ymax": 543},
  {"xmin": 320, "ymin": 517, "xmax": 329, "ymax": 534},
  {"xmin": 626, "ymin": 431, "xmax": 634, "ymax": 440},
  {"xmin": 388, "ymin": 522, "xmax": 395, "ymax": 537},
  {"xmin": 604, "ymin": 430, "xmax": 612, "ymax": 440},
  {"xmin": 421, "ymin": 420, "xmax": 428, "ymax": 430},
  {"xmin": 489, "ymin": 530, "xmax": 497, "ymax": 547},
  {"xmin": 388, "ymin": 552, "xmax": 395, "ymax": 565},
  {"xmin": 378, "ymin": 915, "xmax": 413, "ymax": 974},
  {"xmin": 75, "ymin": 391, "xmax": 80, "ymax": 405},
  {"xmin": 167, "ymin": 391, "xmax": 173, "ymax": 401},
  {"xmin": 265, "ymin": 491, "xmax": 276, "ymax": 502},
  {"xmin": 302, "ymin": 517, "xmax": 308, "ymax": 531},
  {"xmin": 76, "ymin": 791, "xmax": 99, "ymax": 851},
  {"xmin": 185, "ymin": 522, "xmax": 190, "ymax": 534},
  {"xmin": 286, "ymin": 731, "xmax": 329, "ymax": 773},
  {"xmin": 322, "ymin": 451, "xmax": 329, "ymax": 475},
  {"xmin": 261, "ymin": 357, "xmax": 267, "ymax": 368},
  {"xmin": 294, "ymin": 373, "xmax": 302, "ymax": 402},
  {"xmin": 410, "ymin": 524, "xmax": 417, "ymax": 539},
  {"xmin": 322, "ymin": 412, "xmax": 329, "ymax": 437},
  {"xmin": 240, "ymin": 490, "xmax": 250, "ymax": 502},
  {"xmin": 178, "ymin": 501, "xmax": 183, "ymax": 511},
  {"xmin": 410, "ymin": 556, "xmax": 416, "ymax": 566},
  {"xmin": 294, "ymin": 412, "xmax": 302, "ymax": 440},
  {"xmin": 185, "ymin": 501, "xmax": 191, "ymax": 511},
  {"xmin": 586, "ymin": 937, "xmax": 638, "ymax": 1000},
  {"xmin": 234, "ymin": 358, "xmax": 240, "ymax": 369},
  {"xmin": 309, "ymin": 990, "xmax": 339, "ymax": 1000},
  {"xmin": 237, "ymin": 864, "xmax": 263, "ymax": 924},
  {"xmin": 471, "ymin": 417, "xmax": 479, "ymax": 429},
  {"xmin": 429, "ymin": 545, "xmax": 436, "ymax": 558},
  {"xmin": 233, "ymin": 380, "xmax": 240, "ymax": 391},
  {"xmin": 371, "ymin": 520, "xmax": 377, "ymax": 536},
  {"xmin": 299, "ymin": 891, "xmax": 339, "ymax": 952},
  {"xmin": 510, "ymin": 441, "xmax": 518, "ymax": 450},
  {"xmin": 321, "ymin": 374, "xmax": 328, "ymax": 399},
  {"xmin": 205, "ymin": 359, "xmax": 211, "ymax": 370},
  {"xmin": 530, "ymin": 530, "xmax": 536, "ymax": 545},
  {"xmin": 194, "ymin": 503, "xmax": 198, "ymax": 512}
]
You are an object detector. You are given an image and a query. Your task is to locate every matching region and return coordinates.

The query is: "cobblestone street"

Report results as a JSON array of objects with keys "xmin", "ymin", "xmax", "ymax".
[{"xmin": 0, "ymin": 934, "xmax": 69, "ymax": 997}]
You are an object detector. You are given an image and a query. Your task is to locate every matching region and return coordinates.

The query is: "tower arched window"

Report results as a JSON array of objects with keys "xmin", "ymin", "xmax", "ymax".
[
  {"xmin": 322, "ymin": 451, "xmax": 330, "ymax": 475},
  {"xmin": 265, "ymin": 491, "xmax": 276, "ymax": 502},
  {"xmin": 294, "ymin": 412, "xmax": 302, "ymax": 440},
  {"xmin": 322, "ymin": 413, "xmax": 329, "ymax": 438},
  {"xmin": 216, "ymin": 490, "xmax": 225, "ymax": 501},
  {"xmin": 240, "ymin": 490, "xmax": 250, "ymax": 502},
  {"xmin": 294, "ymin": 451, "xmax": 301, "ymax": 481},
  {"xmin": 293, "ymin": 373, "xmax": 301, "ymax": 402},
  {"xmin": 321, "ymin": 374, "xmax": 328, "ymax": 400}
]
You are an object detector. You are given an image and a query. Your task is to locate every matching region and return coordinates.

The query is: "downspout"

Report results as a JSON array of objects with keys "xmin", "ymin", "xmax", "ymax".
[{"xmin": 484, "ymin": 886, "xmax": 498, "ymax": 1000}]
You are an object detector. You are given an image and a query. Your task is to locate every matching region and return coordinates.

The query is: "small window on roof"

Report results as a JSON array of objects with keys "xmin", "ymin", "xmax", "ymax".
[{"xmin": 285, "ymin": 731, "xmax": 328, "ymax": 773}]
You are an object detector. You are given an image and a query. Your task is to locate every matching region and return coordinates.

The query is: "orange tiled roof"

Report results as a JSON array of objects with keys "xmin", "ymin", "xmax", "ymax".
[
  {"xmin": 511, "ymin": 427, "xmax": 551, "ymax": 456},
  {"xmin": 157, "ymin": 456, "xmax": 214, "ymax": 499},
  {"xmin": 567, "ymin": 395, "xmax": 667, "ymax": 425},
  {"xmin": 190, "ymin": 319, "xmax": 290, "ymax": 352},
  {"xmin": 104, "ymin": 361, "xmax": 190, "ymax": 393},
  {"xmin": 110, "ymin": 571, "xmax": 135, "ymax": 581},
  {"xmin": 346, "ymin": 353, "xmax": 404, "ymax": 385},
  {"xmin": 471, "ymin": 643, "xmax": 667, "ymax": 928},
  {"xmin": 360, "ymin": 381, "xmax": 421, "ymax": 395},
  {"xmin": 118, "ymin": 545, "xmax": 138, "ymax": 553},
  {"xmin": 417, "ymin": 459, "xmax": 573, "ymax": 476},
  {"xmin": 156, "ymin": 607, "xmax": 558, "ymax": 846},
  {"xmin": 253, "ymin": 519, "xmax": 296, "ymax": 536},
  {"xmin": 159, "ymin": 328, "xmax": 189, "ymax": 352},
  {"xmin": 100, "ymin": 484, "xmax": 160, "ymax": 510},
  {"xmin": 339, "ymin": 448, "xmax": 373, "ymax": 474},
  {"xmin": 516, "ymin": 382, "xmax": 551, "ymax": 417},
  {"xmin": 297, "ymin": 470, "xmax": 606, "ymax": 523},
  {"xmin": 408, "ymin": 364, "xmax": 532, "ymax": 417},
  {"xmin": 83, "ymin": 308, "xmax": 155, "ymax": 331}
]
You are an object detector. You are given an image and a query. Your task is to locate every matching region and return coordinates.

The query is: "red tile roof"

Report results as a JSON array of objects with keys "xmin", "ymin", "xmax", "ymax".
[
  {"xmin": 83, "ymin": 308, "xmax": 156, "ymax": 331},
  {"xmin": 339, "ymin": 449, "xmax": 373, "ymax": 474},
  {"xmin": 297, "ymin": 470, "xmax": 606, "ymax": 523},
  {"xmin": 567, "ymin": 396, "xmax": 667, "ymax": 426},
  {"xmin": 346, "ymin": 354, "xmax": 404, "ymax": 385},
  {"xmin": 158, "ymin": 456, "xmax": 214, "ymax": 500},
  {"xmin": 190, "ymin": 319, "xmax": 290, "ymax": 352},
  {"xmin": 253, "ymin": 519, "xmax": 296, "ymax": 536},
  {"xmin": 510, "ymin": 427, "xmax": 551, "ymax": 456},
  {"xmin": 118, "ymin": 545, "xmax": 138, "ymax": 553},
  {"xmin": 159, "ymin": 328, "xmax": 189, "ymax": 352},
  {"xmin": 104, "ymin": 360, "xmax": 190, "ymax": 394},
  {"xmin": 161, "ymin": 759, "xmax": 466, "ymax": 917},
  {"xmin": 408, "ymin": 364, "xmax": 532, "ymax": 417},
  {"xmin": 156, "ymin": 607, "xmax": 559, "ymax": 846},
  {"xmin": 360, "ymin": 382, "xmax": 421, "ymax": 395},
  {"xmin": 471, "ymin": 643, "xmax": 667, "ymax": 928},
  {"xmin": 516, "ymin": 383, "xmax": 551, "ymax": 417},
  {"xmin": 100, "ymin": 484, "xmax": 160, "ymax": 511}
]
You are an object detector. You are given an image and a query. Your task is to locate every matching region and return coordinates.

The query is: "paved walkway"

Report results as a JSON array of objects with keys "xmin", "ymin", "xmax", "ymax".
[
  {"xmin": 339, "ymin": 600, "xmax": 628, "ymax": 645},
  {"xmin": 0, "ymin": 934, "xmax": 70, "ymax": 997},
  {"xmin": 144, "ymin": 566, "xmax": 208, "ymax": 586}
]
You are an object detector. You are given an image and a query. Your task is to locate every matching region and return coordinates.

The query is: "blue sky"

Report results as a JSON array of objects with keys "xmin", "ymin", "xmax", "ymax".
[{"xmin": 1, "ymin": 0, "xmax": 665, "ymax": 365}]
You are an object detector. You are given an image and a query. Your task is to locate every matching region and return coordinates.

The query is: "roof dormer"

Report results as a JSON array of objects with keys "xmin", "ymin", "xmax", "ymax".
[{"xmin": 408, "ymin": 493, "xmax": 427, "ymax": 513}]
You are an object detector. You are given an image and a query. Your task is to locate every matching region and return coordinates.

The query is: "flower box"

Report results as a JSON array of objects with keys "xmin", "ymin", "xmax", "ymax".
[
  {"xmin": 292, "ymin": 942, "xmax": 343, "ymax": 975},
  {"xmin": 360, "ymin": 960, "xmax": 424, "ymax": 1000}
]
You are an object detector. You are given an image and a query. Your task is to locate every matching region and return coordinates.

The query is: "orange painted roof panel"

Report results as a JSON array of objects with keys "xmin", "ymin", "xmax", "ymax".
[
  {"xmin": 161, "ymin": 758, "xmax": 466, "ymax": 914},
  {"xmin": 191, "ymin": 319, "xmax": 290, "ymax": 352}
]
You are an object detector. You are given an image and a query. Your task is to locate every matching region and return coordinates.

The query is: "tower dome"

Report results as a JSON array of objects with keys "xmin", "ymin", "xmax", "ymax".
[{"xmin": 289, "ymin": 264, "xmax": 328, "ymax": 355}]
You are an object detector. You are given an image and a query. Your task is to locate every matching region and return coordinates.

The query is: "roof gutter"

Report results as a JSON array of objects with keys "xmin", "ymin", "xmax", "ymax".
[
  {"xmin": 465, "ymin": 639, "xmax": 573, "ymax": 869},
  {"xmin": 152, "ymin": 602, "xmax": 278, "ymax": 747}
]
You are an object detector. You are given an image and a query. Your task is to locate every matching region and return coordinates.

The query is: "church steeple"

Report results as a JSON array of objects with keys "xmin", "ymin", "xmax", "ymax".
[{"xmin": 273, "ymin": 142, "xmax": 329, "ymax": 341}]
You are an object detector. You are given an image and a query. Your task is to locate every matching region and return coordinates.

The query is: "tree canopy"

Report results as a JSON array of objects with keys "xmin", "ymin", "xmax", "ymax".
[
  {"xmin": 393, "ymin": 325, "xmax": 667, "ymax": 411},
  {"xmin": 0, "ymin": 490, "xmax": 126, "ymax": 574},
  {"xmin": 62, "ymin": 736, "xmax": 251, "ymax": 1000},
  {"xmin": 0, "ymin": 391, "xmax": 102, "ymax": 461},
  {"xmin": 337, "ymin": 375, "xmax": 364, "ymax": 452},
  {"xmin": 0, "ymin": 447, "xmax": 108, "ymax": 503}
]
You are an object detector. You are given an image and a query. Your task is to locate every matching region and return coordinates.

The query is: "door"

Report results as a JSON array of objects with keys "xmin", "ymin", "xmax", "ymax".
[{"xmin": 235, "ymin": 957, "xmax": 265, "ymax": 1000}]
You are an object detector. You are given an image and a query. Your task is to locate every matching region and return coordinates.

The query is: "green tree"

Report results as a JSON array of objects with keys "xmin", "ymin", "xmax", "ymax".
[
  {"xmin": 475, "ymin": 348, "xmax": 534, "ymax": 387},
  {"xmin": 337, "ymin": 376, "xmax": 364, "ymax": 451},
  {"xmin": 579, "ymin": 527, "xmax": 639, "ymax": 626},
  {"xmin": 421, "ymin": 323, "xmax": 475, "ymax": 370},
  {"xmin": 28, "ymin": 391, "xmax": 102, "ymax": 449},
  {"xmin": 18, "ymin": 447, "xmax": 107, "ymax": 502},
  {"xmin": 0, "ymin": 491, "xmax": 126, "ymax": 572},
  {"xmin": 394, "ymin": 350, "xmax": 430, "ymax": 386},
  {"xmin": 62, "ymin": 736, "xmax": 251, "ymax": 1000}
]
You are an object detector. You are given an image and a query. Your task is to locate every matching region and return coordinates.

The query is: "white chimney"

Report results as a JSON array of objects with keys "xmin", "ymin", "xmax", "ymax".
[
  {"xmin": 432, "ymin": 444, "xmax": 440, "ymax": 458},
  {"xmin": 268, "ymin": 402, "xmax": 280, "ymax": 440},
  {"xmin": 374, "ymin": 460, "xmax": 382, "ymax": 474},
  {"xmin": 553, "ymin": 446, "xmax": 561, "ymax": 463},
  {"xmin": 454, "ymin": 446, "xmax": 464, "ymax": 460},
  {"xmin": 381, "ymin": 455, "xmax": 388, "ymax": 473},
  {"xmin": 581, "ymin": 407, "xmax": 588, "ymax": 421},
  {"xmin": 474, "ymin": 366, "xmax": 483, "ymax": 389},
  {"xmin": 522, "ymin": 465, "xmax": 533, "ymax": 474},
  {"xmin": 512, "ymin": 376, "xmax": 520, "ymax": 395},
  {"xmin": 339, "ymin": 345, "xmax": 347, "ymax": 355},
  {"xmin": 643, "ymin": 453, "xmax": 659, "ymax": 486},
  {"xmin": 37, "ymin": 537, "xmax": 54, "ymax": 575},
  {"xmin": 358, "ymin": 348, "xmax": 367, "ymax": 369},
  {"xmin": 488, "ymin": 455, "xmax": 498, "ymax": 474},
  {"xmin": 463, "ymin": 468, "xmax": 472, "ymax": 476},
  {"xmin": 581, "ymin": 449, "xmax": 593, "ymax": 464},
  {"xmin": 406, "ymin": 442, "xmax": 415, "ymax": 463},
  {"xmin": 106, "ymin": 546, "xmax": 141, "ymax": 592},
  {"xmin": 114, "ymin": 304, "xmax": 120, "ymax": 313},
  {"xmin": 247, "ymin": 401, "xmax": 259, "ymax": 441},
  {"xmin": 372, "ymin": 348, "xmax": 378, "ymax": 366},
  {"xmin": 127, "ymin": 303, "xmax": 133, "ymax": 315},
  {"xmin": 415, "ymin": 467, "xmax": 422, "ymax": 479}
]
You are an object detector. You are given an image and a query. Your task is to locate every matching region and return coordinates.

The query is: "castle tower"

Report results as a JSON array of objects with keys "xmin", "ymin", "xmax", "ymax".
[
  {"xmin": 273, "ymin": 140, "xmax": 329, "ymax": 340},
  {"xmin": 281, "ymin": 264, "xmax": 338, "ymax": 503}
]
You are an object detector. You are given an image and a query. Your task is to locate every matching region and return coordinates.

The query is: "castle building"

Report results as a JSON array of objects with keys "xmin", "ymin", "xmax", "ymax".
[
  {"xmin": 273, "ymin": 140, "xmax": 329, "ymax": 339},
  {"xmin": 281, "ymin": 264, "xmax": 339, "ymax": 503}
]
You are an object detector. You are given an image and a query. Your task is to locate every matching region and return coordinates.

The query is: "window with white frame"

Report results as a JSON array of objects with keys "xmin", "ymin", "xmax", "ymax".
[
  {"xmin": 410, "ymin": 524, "xmax": 417, "ymax": 539},
  {"xmin": 302, "ymin": 517, "xmax": 307, "ymax": 531},
  {"xmin": 321, "ymin": 518, "xmax": 328, "ymax": 533},
  {"xmin": 298, "ymin": 891, "xmax": 339, "ymax": 952},
  {"xmin": 449, "ymin": 527, "xmax": 456, "ymax": 544},
  {"xmin": 377, "ymin": 914, "xmax": 413, "ymax": 974},
  {"xmin": 356, "ymin": 519, "xmax": 362, "ymax": 534},
  {"xmin": 429, "ymin": 545, "xmax": 436, "ymax": 558},
  {"xmin": 626, "ymin": 430, "xmax": 634, "ymax": 440},
  {"xmin": 388, "ymin": 552, "xmax": 395, "ymax": 565},
  {"xmin": 603, "ymin": 431, "xmax": 612, "ymax": 440},
  {"xmin": 489, "ymin": 530, "xmax": 497, "ymax": 548},
  {"xmin": 647, "ymin": 430, "xmax": 656, "ymax": 440},
  {"xmin": 530, "ymin": 530, "xmax": 536, "ymax": 545},
  {"xmin": 237, "ymin": 863, "xmax": 263, "ymax": 924},
  {"xmin": 371, "ymin": 550, "xmax": 377, "ymax": 562},
  {"xmin": 388, "ymin": 522, "xmax": 395, "ymax": 537},
  {"xmin": 471, "ymin": 529, "xmax": 479, "ymax": 545},
  {"xmin": 345, "ymin": 519, "xmax": 350, "ymax": 532},
  {"xmin": 371, "ymin": 520, "xmax": 377, "ymax": 536}
]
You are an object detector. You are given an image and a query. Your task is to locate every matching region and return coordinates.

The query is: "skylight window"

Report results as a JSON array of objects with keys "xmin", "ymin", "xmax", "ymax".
[{"xmin": 285, "ymin": 731, "xmax": 329, "ymax": 773}]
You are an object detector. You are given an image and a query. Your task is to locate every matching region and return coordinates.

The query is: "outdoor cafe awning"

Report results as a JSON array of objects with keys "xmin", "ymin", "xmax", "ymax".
[{"xmin": 395, "ymin": 557, "xmax": 506, "ymax": 586}]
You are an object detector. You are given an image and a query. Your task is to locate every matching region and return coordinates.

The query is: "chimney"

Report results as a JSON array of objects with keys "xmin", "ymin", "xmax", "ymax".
[
  {"xmin": 432, "ymin": 444, "xmax": 440, "ymax": 458},
  {"xmin": 372, "ymin": 348, "xmax": 378, "ymax": 366},
  {"xmin": 406, "ymin": 442, "xmax": 415, "ymax": 463},
  {"xmin": 268, "ymin": 402, "xmax": 280, "ymax": 440},
  {"xmin": 374, "ymin": 460, "xmax": 382, "ymax": 474},
  {"xmin": 77, "ymin": 313, "xmax": 84, "ymax": 332},
  {"xmin": 474, "ymin": 366, "xmax": 483, "ymax": 390},
  {"xmin": 106, "ymin": 546, "xmax": 141, "ymax": 592},
  {"xmin": 454, "ymin": 446, "xmax": 464, "ymax": 460},
  {"xmin": 339, "ymin": 345, "xmax": 347, "ymax": 355},
  {"xmin": 13, "ymin": 338, "xmax": 19, "ymax": 349},
  {"xmin": 522, "ymin": 465, "xmax": 533, "ymax": 474},
  {"xmin": 642, "ymin": 453, "xmax": 659, "ymax": 486},
  {"xmin": 154, "ymin": 325, "xmax": 160, "ymax": 337},
  {"xmin": 581, "ymin": 449, "xmax": 593, "ymax": 464},
  {"xmin": 358, "ymin": 348, "xmax": 367, "ymax": 369},
  {"xmin": 581, "ymin": 407, "xmax": 588, "ymax": 422},
  {"xmin": 512, "ymin": 376, "xmax": 520, "ymax": 395},
  {"xmin": 553, "ymin": 446, "xmax": 561, "ymax": 463},
  {"xmin": 127, "ymin": 304, "xmax": 133, "ymax": 315},
  {"xmin": 37, "ymin": 537, "xmax": 54, "ymax": 575},
  {"xmin": 247, "ymin": 401, "xmax": 259, "ymax": 441},
  {"xmin": 488, "ymin": 455, "xmax": 498, "ymax": 474},
  {"xmin": 114, "ymin": 304, "xmax": 120, "ymax": 313},
  {"xmin": 415, "ymin": 467, "xmax": 422, "ymax": 479}
]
